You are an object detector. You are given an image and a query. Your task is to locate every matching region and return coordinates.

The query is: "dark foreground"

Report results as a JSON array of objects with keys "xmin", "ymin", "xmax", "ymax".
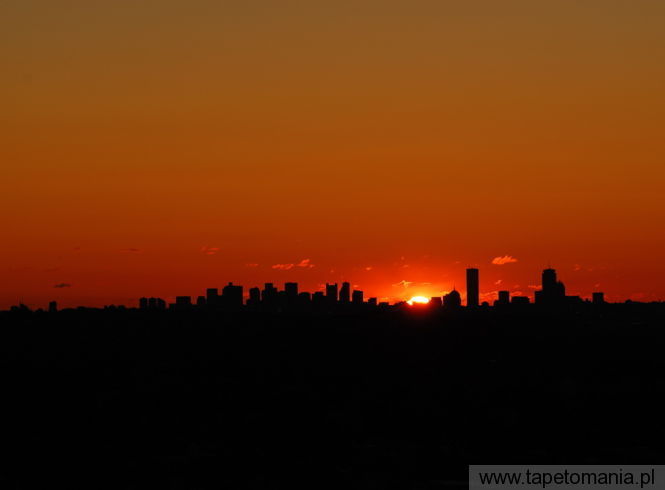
[{"xmin": 1, "ymin": 304, "xmax": 664, "ymax": 489}]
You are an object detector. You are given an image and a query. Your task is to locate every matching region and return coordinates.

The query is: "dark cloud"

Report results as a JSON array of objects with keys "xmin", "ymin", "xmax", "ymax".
[{"xmin": 53, "ymin": 283, "xmax": 72, "ymax": 288}]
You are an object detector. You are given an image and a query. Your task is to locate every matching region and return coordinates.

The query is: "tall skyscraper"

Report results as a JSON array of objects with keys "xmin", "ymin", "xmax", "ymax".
[
  {"xmin": 537, "ymin": 268, "xmax": 566, "ymax": 305},
  {"xmin": 325, "ymin": 283, "xmax": 338, "ymax": 303},
  {"xmin": 542, "ymin": 269, "xmax": 558, "ymax": 292},
  {"xmin": 339, "ymin": 282, "xmax": 351, "ymax": 303},
  {"xmin": 466, "ymin": 268, "xmax": 479, "ymax": 307},
  {"xmin": 48, "ymin": 301, "xmax": 58, "ymax": 313}
]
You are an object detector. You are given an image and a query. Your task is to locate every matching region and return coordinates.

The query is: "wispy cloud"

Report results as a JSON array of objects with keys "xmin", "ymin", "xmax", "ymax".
[
  {"xmin": 392, "ymin": 280, "xmax": 413, "ymax": 289},
  {"xmin": 272, "ymin": 263, "xmax": 294, "ymax": 270},
  {"xmin": 201, "ymin": 246, "xmax": 220, "ymax": 255},
  {"xmin": 297, "ymin": 259, "xmax": 314, "ymax": 268},
  {"xmin": 245, "ymin": 263, "xmax": 259, "ymax": 268},
  {"xmin": 492, "ymin": 255, "xmax": 518, "ymax": 265},
  {"xmin": 494, "ymin": 279, "xmax": 503, "ymax": 285},
  {"xmin": 54, "ymin": 283, "xmax": 71, "ymax": 288}
]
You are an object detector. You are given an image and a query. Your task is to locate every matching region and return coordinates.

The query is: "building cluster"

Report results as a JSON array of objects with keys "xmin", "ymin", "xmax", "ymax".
[
  {"xmin": 137, "ymin": 267, "xmax": 606, "ymax": 313},
  {"xmin": 140, "ymin": 281, "xmax": 380, "ymax": 312},
  {"xmin": 487, "ymin": 268, "xmax": 605, "ymax": 308}
]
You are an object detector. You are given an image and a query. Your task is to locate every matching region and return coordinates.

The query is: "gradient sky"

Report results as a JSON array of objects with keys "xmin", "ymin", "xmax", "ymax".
[{"xmin": 2, "ymin": 0, "xmax": 665, "ymax": 308}]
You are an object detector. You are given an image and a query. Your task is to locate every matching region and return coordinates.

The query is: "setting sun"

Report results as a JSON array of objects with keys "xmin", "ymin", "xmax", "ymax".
[{"xmin": 407, "ymin": 296, "xmax": 430, "ymax": 306}]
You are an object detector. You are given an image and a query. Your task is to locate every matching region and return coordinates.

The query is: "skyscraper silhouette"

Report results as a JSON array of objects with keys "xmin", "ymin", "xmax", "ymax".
[
  {"xmin": 466, "ymin": 268, "xmax": 479, "ymax": 307},
  {"xmin": 443, "ymin": 289, "xmax": 462, "ymax": 309},
  {"xmin": 326, "ymin": 283, "xmax": 338, "ymax": 303},
  {"xmin": 285, "ymin": 282, "xmax": 298, "ymax": 298},
  {"xmin": 222, "ymin": 282, "xmax": 243, "ymax": 309},
  {"xmin": 536, "ymin": 268, "xmax": 566, "ymax": 305},
  {"xmin": 206, "ymin": 288, "xmax": 219, "ymax": 307},
  {"xmin": 352, "ymin": 289, "xmax": 364, "ymax": 304},
  {"xmin": 247, "ymin": 287, "xmax": 261, "ymax": 308},
  {"xmin": 339, "ymin": 282, "xmax": 351, "ymax": 303}
]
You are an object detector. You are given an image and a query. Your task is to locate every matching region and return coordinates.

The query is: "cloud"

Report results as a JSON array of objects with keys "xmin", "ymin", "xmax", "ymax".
[
  {"xmin": 54, "ymin": 283, "xmax": 72, "ymax": 288},
  {"xmin": 201, "ymin": 246, "xmax": 220, "ymax": 255},
  {"xmin": 392, "ymin": 280, "xmax": 413, "ymax": 289},
  {"xmin": 297, "ymin": 259, "xmax": 314, "ymax": 268},
  {"xmin": 573, "ymin": 264, "xmax": 582, "ymax": 271},
  {"xmin": 492, "ymin": 255, "xmax": 518, "ymax": 265},
  {"xmin": 272, "ymin": 263, "xmax": 294, "ymax": 270},
  {"xmin": 494, "ymin": 279, "xmax": 503, "ymax": 285},
  {"xmin": 245, "ymin": 263, "xmax": 259, "ymax": 268},
  {"xmin": 527, "ymin": 285, "xmax": 540, "ymax": 289},
  {"xmin": 365, "ymin": 266, "xmax": 373, "ymax": 271}
]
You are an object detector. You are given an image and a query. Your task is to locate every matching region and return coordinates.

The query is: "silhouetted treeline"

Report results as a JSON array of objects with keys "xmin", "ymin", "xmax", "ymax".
[{"xmin": 1, "ymin": 304, "xmax": 664, "ymax": 489}]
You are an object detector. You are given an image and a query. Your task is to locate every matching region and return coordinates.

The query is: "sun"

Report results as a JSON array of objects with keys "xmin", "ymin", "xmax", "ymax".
[{"xmin": 407, "ymin": 296, "xmax": 430, "ymax": 306}]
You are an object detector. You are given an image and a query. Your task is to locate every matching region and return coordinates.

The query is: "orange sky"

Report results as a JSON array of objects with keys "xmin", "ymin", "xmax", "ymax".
[{"xmin": 2, "ymin": 1, "xmax": 665, "ymax": 308}]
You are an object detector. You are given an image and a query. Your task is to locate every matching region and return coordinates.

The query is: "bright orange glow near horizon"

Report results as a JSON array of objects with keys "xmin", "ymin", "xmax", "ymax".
[
  {"xmin": 407, "ymin": 296, "xmax": 431, "ymax": 306},
  {"xmin": 2, "ymin": 1, "xmax": 665, "ymax": 309}
]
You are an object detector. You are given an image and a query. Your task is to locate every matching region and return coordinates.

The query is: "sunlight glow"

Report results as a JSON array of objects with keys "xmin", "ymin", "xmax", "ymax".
[{"xmin": 407, "ymin": 296, "xmax": 430, "ymax": 306}]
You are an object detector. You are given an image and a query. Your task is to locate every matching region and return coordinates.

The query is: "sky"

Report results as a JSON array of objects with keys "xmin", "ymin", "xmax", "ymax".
[{"xmin": 2, "ymin": 0, "xmax": 665, "ymax": 308}]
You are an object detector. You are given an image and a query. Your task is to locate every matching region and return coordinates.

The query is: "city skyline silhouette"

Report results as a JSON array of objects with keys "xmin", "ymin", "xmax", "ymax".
[
  {"xmin": 2, "ymin": 1, "xmax": 665, "ymax": 488},
  {"xmin": 5, "ymin": 266, "xmax": 627, "ymax": 313}
]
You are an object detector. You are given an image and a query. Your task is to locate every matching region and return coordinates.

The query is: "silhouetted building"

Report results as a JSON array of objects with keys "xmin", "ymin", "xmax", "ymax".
[
  {"xmin": 368, "ymin": 297, "xmax": 377, "ymax": 307},
  {"xmin": 298, "ymin": 292, "xmax": 311, "ymax": 302},
  {"xmin": 249, "ymin": 287, "xmax": 261, "ymax": 303},
  {"xmin": 175, "ymin": 296, "xmax": 192, "ymax": 310},
  {"xmin": 156, "ymin": 298, "xmax": 166, "ymax": 310},
  {"xmin": 326, "ymin": 283, "xmax": 338, "ymax": 303},
  {"xmin": 312, "ymin": 291, "xmax": 325, "ymax": 307},
  {"xmin": 352, "ymin": 290, "xmax": 363, "ymax": 304},
  {"xmin": 48, "ymin": 301, "xmax": 58, "ymax": 313},
  {"xmin": 196, "ymin": 296, "xmax": 206, "ymax": 307},
  {"xmin": 511, "ymin": 296, "xmax": 530, "ymax": 305},
  {"xmin": 261, "ymin": 283, "xmax": 278, "ymax": 308},
  {"xmin": 536, "ymin": 268, "xmax": 566, "ymax": 305},
  {"xmin": 139, "ymin": 297, "xmax": 148, "ymax": 310},
  {"xmin": 466, "ymin": 268, "xmax": 479, "ymax": 307},
  {"xmin": 206, "ymin": 288, "xmax": 219, "ymax": 307},
  {"xmin": 339, "ymin": 282, "xmax": 351, "ymax": 303},
  {"xmin": 593, "ymin": 292, "xmax": 605, "ymax": 305},
  {"xmin": 443, "ymin": 289, "xmax": 462, "ymax": 309},
  {"xmin": 497, "ymin": 290, "xmax": 510, "ymax": 305},
  {"xmin": 222, "ymin": 282, "xmax": 243, "ymax": 309},
  {"xmin": 429, "ymin": 297, "xmax": 442, "ymax": 308},
  {"xmin": 285, "ymin": 282, "xmax": 298, "ymax": 298}
]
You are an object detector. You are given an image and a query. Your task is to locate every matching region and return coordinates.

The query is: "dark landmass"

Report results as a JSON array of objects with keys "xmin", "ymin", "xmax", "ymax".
[{"xmin": 1, "ymin": 303, "xmax": 664, "ymax": 489}]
